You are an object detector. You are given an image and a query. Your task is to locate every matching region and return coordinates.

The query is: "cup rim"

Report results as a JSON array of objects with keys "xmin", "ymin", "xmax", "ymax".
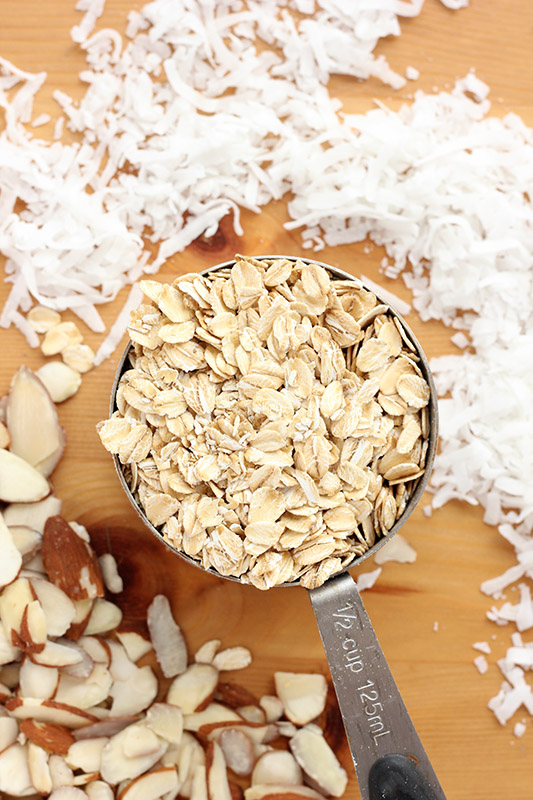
[{"xmin": 109, "ymin": 255, "xmax": 439, "ymax": 588}]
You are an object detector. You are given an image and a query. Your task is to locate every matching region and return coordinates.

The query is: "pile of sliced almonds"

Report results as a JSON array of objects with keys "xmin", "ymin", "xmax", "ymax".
[{"xmin": 0, "ymin": 364, "xmax": 349, "ymax": 799}]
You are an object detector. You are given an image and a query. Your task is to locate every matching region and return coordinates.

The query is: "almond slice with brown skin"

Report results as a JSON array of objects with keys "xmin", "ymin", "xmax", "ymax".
[
  {"xmin": 30, "ymin": 578, "xmax": 76, "ymax": 638},
  {"xmin": 0, "ymin": 513, "xmax": 23, "ymax": 587},
  {"xmin": 0, "ymin": 421, "xmax": 10, "ymax": 449},
  {"xmin": 167, "ymin": 663, "xmax": 219, "ymax": 714},
  {"xmin": 183, "ymin": 703, "xmax": 242, "ymax": 733},
  {"xmin": 32, "ymin": 641, "xmax": 84, "ymax": 668},
  {"xmin": 28, "ymin": 741, "xmax": 53, "ymax": 794},
  {"xmin": 19, "ymin": 719, "xmax": 76, "ymax": 756},
  {"xmin": 4, "ymin": 494, "xmax": 62, "ymax": 533},
  {"xmin": 274, "ymin": 673, "xmax": 327, "ymax": 726},
  {"xmin": 194, "ymin": 639, "xmax": 221, "ymax": 665},
  {"xmin": 19, "ymin": 658, "xmax": 59, "ymax": 699},
  {"xmin": 6, "ymin": 366, "xmax": 65, "ymax": 477},
  {"xmin": 60, "ymin": 640, "xmax": 95, "ymax": 679},
  {"xmin": 218, "ymin": 729, "xmax": 255, "ymax": 776},
  {"xmin": 0, "ymin": 716, "xmax": 19, "ymax": 752},
  {"xmin": 244, "ymin": 788, "xmax": 327, "ymax": 800},
  {"xmin": 79, "ymin": 636, "xmax": 111, "ymax": 666},
  {"xmin": 49, "ymin": 785, "xmax": 88, "ymax": 799},
  {"xmin": 73, "ymin": 716, "xmax": 140, "ymax": 742},
  {"xmin": 259, "ymin": 696, "xmax": 283, "ymax": 723},
  {"xmin": 0, "ymin": 621, "xmax": 19, "ymax": 665},
  {"xmin": 236, "ymin": 705, "xmax": 265, "ymax": 724},
  {"xmin": 16, "ymin": 599, "xmax": 47, "ymax": 653},
  {"xmin": 216, "ymin": 682, "xmax": 258, "ymax": 710},
  {"xmin": 145, "ymin": 703, "xmax": 183, "ymax": 746},
  {"xmin": 289, "ymin": 727, "xmax": 347, "ymax": 798},
  {"xmin": 0, "ymin": 577, "xmax": 33, "ymax": 643},
  {"xmin": 147, "ymin": 594, "xmax": 187, "ymax": 678},
  {"xmin": 199, "ymin": 721, "xmax": 276, "ymax": 747},
  {"xmin": 100, "ymin": 723, "xmax": 168, "ymax": 785},
  {"xmin": 0, "ymin": 742, "xmax": 35, "ymax": 797},
  {"xmin": 206, "ymin": 741, "xmax": 233, "ymax": 800},
  {"xmin": 117, "ymin": 766, "xmax": 179, "ymax": 800},
  {"xmin": 66, "ymin": 738, "xmax": 107, "ymax": 774},
  {"xmin": 42, "ymin": 516, "xmax": 104, "ymax": 602},
  {"xmin": 5, "ymin": 697, "xmax": 98, "ymax": 728},
  {"xmin": 65, "ymin": 599, "xmax": 94, "ymax": 641}
]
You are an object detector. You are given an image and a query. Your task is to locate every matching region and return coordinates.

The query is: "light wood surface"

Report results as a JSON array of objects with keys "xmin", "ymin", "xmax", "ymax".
[{"xmin": 1, "ymin": 2, "xmax": 532, "ymax": 798}]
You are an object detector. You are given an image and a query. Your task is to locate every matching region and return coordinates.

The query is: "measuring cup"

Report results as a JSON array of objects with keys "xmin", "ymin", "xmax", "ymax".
[{"xmin": 110, "ymin": 257, "xmax": 444, "ymax": 800}]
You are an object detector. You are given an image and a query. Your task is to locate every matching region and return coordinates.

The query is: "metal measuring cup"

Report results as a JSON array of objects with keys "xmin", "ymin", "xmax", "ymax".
[{"xmin": 109, "ymin": 257, "xmax": 444, "ymax": 800}]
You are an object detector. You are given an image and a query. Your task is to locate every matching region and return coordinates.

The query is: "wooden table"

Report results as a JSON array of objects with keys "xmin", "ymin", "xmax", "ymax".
[{"xmin": 1, "ymin": 2, "xmax": 532, "ymax": 798}]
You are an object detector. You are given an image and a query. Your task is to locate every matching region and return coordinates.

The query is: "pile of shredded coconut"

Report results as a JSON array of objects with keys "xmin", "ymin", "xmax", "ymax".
[{"xmin": 3, "ymin": 0, "xmax": 533, "ymax": 733}]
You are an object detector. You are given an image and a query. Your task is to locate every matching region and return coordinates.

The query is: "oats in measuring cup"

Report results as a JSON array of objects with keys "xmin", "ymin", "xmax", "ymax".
[{"xmin": 97, "ymin": 256, "xmax": 431, "ymax": 589}]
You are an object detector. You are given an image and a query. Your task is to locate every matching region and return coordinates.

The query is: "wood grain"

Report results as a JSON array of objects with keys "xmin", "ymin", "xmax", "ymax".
[{"xmin": 1, "ymin": 2, "xmax": 533, "ymax": 798}]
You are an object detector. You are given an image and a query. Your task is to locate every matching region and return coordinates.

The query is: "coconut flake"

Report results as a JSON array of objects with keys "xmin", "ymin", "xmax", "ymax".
[
  {"xmin": 474, "ymin": 655, "xmax": 488, "ymax": 675},
  {"xmin": 355, "ymin": 567, "xmax": 382, "ymax": 592},
  {"xmin": 374, "ymin": 534, "xmax": 417, "ymax": 565},
  {"xmin": 93, "ymin": 284, "xmax": 143, "ymax": 366}
]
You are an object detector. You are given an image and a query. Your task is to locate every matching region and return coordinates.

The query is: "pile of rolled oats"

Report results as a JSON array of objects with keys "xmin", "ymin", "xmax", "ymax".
[{"xmin": 97, "ymin": 256, "xmax": 431, "ymax": 590}]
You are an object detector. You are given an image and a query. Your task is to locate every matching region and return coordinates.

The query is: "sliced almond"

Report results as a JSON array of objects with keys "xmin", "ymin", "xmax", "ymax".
[
  {"xmin": 251, "ymin": 750, "xmax": 303, "ymax": 787},
  {"xmin": 5, "ymin": 697, "xmax": 98, "ymax": 728},
  {"xmin": 4, "ymin": 494, "xmax": 62, "ymax": 533},
  {"xmin": 98, "ymin": 554, "xmax": 123, "ymax": 594},
  {"xmin": 19, "ymin": 658, "xmax": 59, "ymax": 699},
  {"xmin": 236, "ymin": 705, "xmax": 265, "ymax": 724},
  {"xmin": 219, "ymin": 728, "xmax": 254, "ymax": 776},
  {"xmin": 0, "ymin": 743, "xmax": 35, "ymax": 797},
  {"xmin": 9, "ymin": 526, "xmax": 42, "ymax": 564},
  {"xmin": 0, "ymin": 513, "xmax": 23, "ymax": 587},
  {"xmin": 0, "ymin": 449, "xmax": 51, "ymax": 502},
  {"xmin": 0, "ymin": 577, "xmax": 33, "ymax": 644},
  {"xmin": 259, "ymin": 696, "xmax": 284, "ymax": 723},
  {"xmin": 147, "ymin": 594, "xmax": 187, "ymax": 678},
  {"xmin": 19, "ymin": 719, "xmax": 75, "ymax": 756},
  {"xmin": 108, "ymin": 640, "xmax": 137, "ymax": 681},
  {"xmin": 183, "ymin": 703, "xmax": 242, "ymax": 733},
  {"xmin": 85, "ymin": 599, "xmax": 122, "ymax": 635},
  {"xmin": 0, "ymin": 622, "xmax": 19, "ymax": 665},
  {"xmin": 122, "ymin": 724, "xmax": 161, "ymax": 758},
  {"xmin": 188, "ymin": 765, "xmax": 208, "ymax": 800},
  {"xmin": 109, "ymin": 664, "xmax": 158, "ymax": 716},
  {"xmin": 36, "ymin": 362, "xmax": 82, "ymax": 403},
  {"xmin": 85, "ymin": 780, "xmax": 115, "ymax": 800},
  {"xmin": 216, "ymin": 682, "xmax": 258, "ymax": 710},
  {"xmin": 66, "ymin": 598, "xmax": 94, "ymax": 640},
  {"xmin": 167, "ymin": 663, "xmax": 219, "ymax": 714},
  {"xmin": 28, "ymin": 741, "xmax": 53, "ymax": 794},
  {"xmin": 194, "ymin": 639, "xmax": 221, "ymax": 665},
  {"xmin": 32, "ymin": 640, "xmax": 84, "ymax": 668},
  {"xmin": 199, "ymin": 721, "xmax": 275, "ymax": 747},
  {"xmin": 145, "ymin": 703, "xmax": 183, "ymax": 746},
  {"xmin": 162, "ymin": 730, "xmax": 205, "ymax": 794},
  {"xmin": 49, "ymin": 786, "xmax": 88, "ymax": 799},
  {"xmin": 42, "ymin": 516, "xmax": 104, "ymax": 602},
  {"xmin": 79, "ymin": 636, "xmax": 111, "ymax": 666},
  {"xmin": 0, "ymin": 716, "xmax": 19, "ymax": 753},
  {"xmin": 18, "ymin": 598, "xmax": 47, "ymax": 652},
  {"xmin": 0, "ymin": 679, "xmax": 12, "ymax": 701},
  {"xmin": 289, "ymin": 727, "xmax": 347, "ymax": 797},
  {"xmin": 55, "ymin": 663, "xmax": 112, "ymax": 709},
  {"xmin": 117, "ymin": 766, "xmax": 179, "ymax": 800},
  {"xmin": 0, "ymin": 421, "xmax": 11, "ymax": 448},
  {"xmin": 206, "ymin": 740, "xmax": 232, "ymax": 800},
  {"xmin": 244, "ymin": 785, "xmax": 327, "ymax": 800},
  {"xmin": 7, "ymin": 366, "xmax": 65, "ymax": 477},
  {"xmin": 31, "ymin": 578, "xmax": 76, "ymax": 637},
  {"xmin": 213, "ymin": 647, "xmax": 252, "ymax": 672},
  {"xmin": 274, "ymin": 673, "xmax": 327, "ymax": 726},
  {"xmin": 73, "ymin": 716, "xmax": 140, "ymax": 741},
  {"xmin": 48, "ymin": 753, "xmax": 75, "ymax": 788},
  {"xmin": 100, "ymin": 723, "xmax": 167, "ymax": 785},
  {"xmin": 116, "ymin": 631, "xmax": 152, "ymax": 663},
  {"xmin": 66, "ymin": 737, "xmax": 107, "ymax": 773},
  {"xmin": 60, "ymin": 640, "xmax": 95, "ymax": 679}
]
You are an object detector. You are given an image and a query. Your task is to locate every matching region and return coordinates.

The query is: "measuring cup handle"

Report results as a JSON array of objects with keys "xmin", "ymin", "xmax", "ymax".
[{"xmin": 308, "ymin": 571, "xmax": 446, "ymax": 800}]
